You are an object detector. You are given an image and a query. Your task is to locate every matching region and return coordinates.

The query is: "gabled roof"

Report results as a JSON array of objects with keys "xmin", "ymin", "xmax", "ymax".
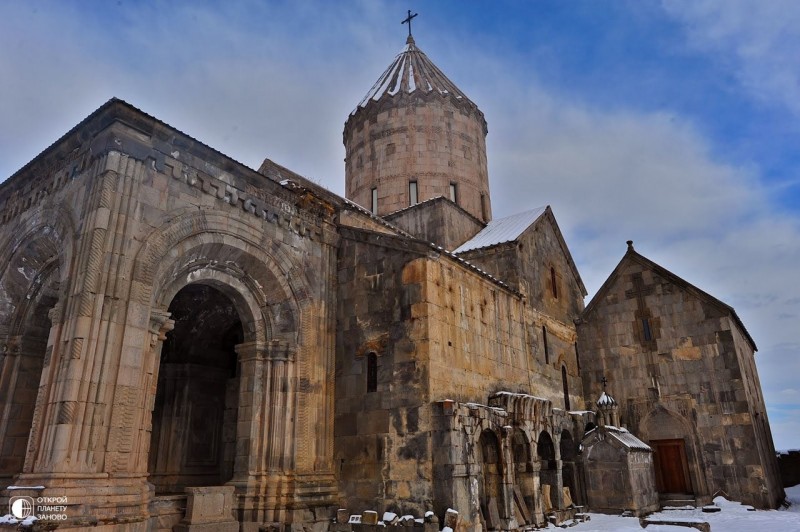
[
  {"xmin": 453, "ymin": 206, "xmax": 547, "ymax": 253},
  {"xmin": 3, "ymin": 97, "xmax": 272, "ymax": 195},
  {"xmin": 582, "ymin": 242, "xmax": 757, "ymax": 351},
  {"xmin": 607, "ymin": 426, "xmax": 653, "ymax": 451},
  {"xmin": 384, "ymin": 195, "xmax": 485, "ymax": 227},
  {"xmin": 582, "ymin": 426, "xmax": 652, "ymax": 452},
  {"xmin": 454, "ymin": 206, "xmax": 587, "ymax": 296}
]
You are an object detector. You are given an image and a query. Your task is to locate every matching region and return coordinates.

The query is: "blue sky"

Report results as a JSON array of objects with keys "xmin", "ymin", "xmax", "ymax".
[{"xmin": 1, "ymin": 0, "xmax": 799, "ymax": 450}]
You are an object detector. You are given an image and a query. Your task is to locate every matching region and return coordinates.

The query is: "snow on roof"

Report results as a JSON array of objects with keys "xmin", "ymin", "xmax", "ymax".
[
  {"xmin": 454, "ymin": 206, "xmax": 546, "ymax": 254},
  {"xmin": 354, "ymin": 37, "xmax": 473, "ymax": 112},
  {"xmin": 597, "ymin": 391, "xmax": 617, "ymax": 407},
  {"xmin": 604, "ymin": 426, "xmax": 652, "ymax": 451}
]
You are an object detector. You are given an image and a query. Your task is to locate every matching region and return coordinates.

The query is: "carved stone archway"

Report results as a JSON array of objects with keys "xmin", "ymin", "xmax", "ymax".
[{"xmin": 0, "ymin": 206, "xmax": 75, "ymax": 484}]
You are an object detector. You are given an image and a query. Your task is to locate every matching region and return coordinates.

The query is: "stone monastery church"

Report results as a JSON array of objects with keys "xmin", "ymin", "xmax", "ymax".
[{"xmin": 0, "ymin": 28, "xmax": 785, "ymax": 532}]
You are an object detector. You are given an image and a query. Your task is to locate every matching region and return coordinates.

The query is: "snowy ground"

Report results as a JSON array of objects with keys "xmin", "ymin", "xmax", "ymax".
[{"xmin": 551, "ymin": 484, "xmax": 800, "ymax": 531}]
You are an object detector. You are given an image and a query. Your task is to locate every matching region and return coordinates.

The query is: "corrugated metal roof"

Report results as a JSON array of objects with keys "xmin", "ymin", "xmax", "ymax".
[
  {"xmin": 453, "ymin": 206, "xmax": 546, "ymax": 254},
  {"xmin": 606, "ymin": 426, "xmax": 652, "ymax": 451}
]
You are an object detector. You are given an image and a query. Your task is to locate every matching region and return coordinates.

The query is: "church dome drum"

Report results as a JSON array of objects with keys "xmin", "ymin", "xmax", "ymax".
[{"xmin": 344, "ymin": 35, "xmax": 491, "ymax": 221}]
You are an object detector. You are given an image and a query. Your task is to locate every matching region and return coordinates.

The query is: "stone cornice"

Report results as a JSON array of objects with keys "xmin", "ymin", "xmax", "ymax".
[{"xmin": 344, "ymin": 89, "xmax": 488, "ymax": 143}]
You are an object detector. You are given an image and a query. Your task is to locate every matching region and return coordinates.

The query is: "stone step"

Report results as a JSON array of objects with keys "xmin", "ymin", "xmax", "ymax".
[{"xmin": 660, "ymin": 495, "xmax": 697, "ymax": 509}]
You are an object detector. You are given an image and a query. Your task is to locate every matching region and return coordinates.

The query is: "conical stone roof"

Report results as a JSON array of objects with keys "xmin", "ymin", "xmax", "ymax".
[{"xmin": 351, "ymin": 36, "xmax": 482, "ymax": 119}]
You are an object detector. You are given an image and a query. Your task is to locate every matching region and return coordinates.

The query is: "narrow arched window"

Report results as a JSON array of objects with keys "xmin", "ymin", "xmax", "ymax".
[
  {"xmin": 409, "ymin": 181, "xmax": 418, "ymax": 206},
  {"xmin": 550, "ymin": 266, "xmax": 558, "ymax": 299},
  {"xmin": 562, "ymin": 366, "xmax": 571, "ymax": 410},
  {"xmin": 642, "ymin": 317, "xmax": 653, "ymax": 342},
  {"xmin": 542, "ymin": 326, "xmax": 550, "ymax": 364},
  {"xmin": 367, "ymin": 352, "xmax": 378, "ymax": 393}
]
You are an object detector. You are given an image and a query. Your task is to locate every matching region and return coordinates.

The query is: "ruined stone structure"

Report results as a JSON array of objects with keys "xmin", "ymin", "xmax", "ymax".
[{"xmin": 0, "ymin": 32, "xmax": 783, "ymax": 531}]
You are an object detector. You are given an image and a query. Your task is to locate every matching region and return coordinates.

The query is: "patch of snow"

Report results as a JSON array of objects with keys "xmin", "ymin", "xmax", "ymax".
[
  {"xmin": 382, "ymin": 511, "xmax": 397, "ymax": 522},
  {"xmin": 388, "ymin": 60, "xmax": 405, "ymax": 96},
  {"xmin": 572, "ymin": 488, "xmax": 800, "ymax": 531},
  {"xmin": 597, "ymin": 391, "xmax": 617, "ymax": 406},
  {"xmin": 453, "ymin": 207, "xmax": 547, "ymax": 254},
  {"xmin": 6, "ymin": 485, "xmax": 45, "ymax": 490}
]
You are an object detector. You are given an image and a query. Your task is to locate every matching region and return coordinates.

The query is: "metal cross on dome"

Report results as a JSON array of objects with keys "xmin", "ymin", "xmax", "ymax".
[
  {"xmin": 601, "ymin": 375, "xmax": 608, "ymax": 391},
  {"xmin": 402, "ymin": 9, "xmax": 418, "ymax": 38}
]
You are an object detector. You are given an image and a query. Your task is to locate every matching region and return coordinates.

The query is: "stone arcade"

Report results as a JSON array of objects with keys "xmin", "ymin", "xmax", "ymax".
[{"xmin": 0, "ymin": 31, "xmax": 784, "ymax": 531}]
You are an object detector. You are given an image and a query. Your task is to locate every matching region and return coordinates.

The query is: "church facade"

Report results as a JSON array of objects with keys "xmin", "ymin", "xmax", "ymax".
[{"xmin": 0, "ymin": 33, "xmax": 783, "ymax": 531}]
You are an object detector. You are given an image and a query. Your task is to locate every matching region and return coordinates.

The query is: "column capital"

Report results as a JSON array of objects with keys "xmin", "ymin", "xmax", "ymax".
[
  {"xmin": 47, "ymin": 303, "xmax": 63, "ymax": 324},
  {"xmin": 148, "ymin": 309, "xmax": 174, "ymax": 347}
]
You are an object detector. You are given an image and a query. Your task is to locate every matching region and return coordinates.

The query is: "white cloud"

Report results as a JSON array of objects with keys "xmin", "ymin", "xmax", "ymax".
[{"xmin": 662, "ymin": 0, "xmax": 800, "ymax": 115}]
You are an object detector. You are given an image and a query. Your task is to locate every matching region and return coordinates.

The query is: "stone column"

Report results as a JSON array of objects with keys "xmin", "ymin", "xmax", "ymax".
[
  {"xmin": 231, "ymin": 340, "xmax": 296, "ymax": 525},
  {"xmin": 499, "ymin": 425, "xmax": 517, "ymax": 529},
  {"xmin": 21, "ymin": 303, "xmax": 62, "ymax": 475},
  {"xmin": 532, "ymin": 461, "xmax": 544, "ymax": 525},
  {"xmin": 138, "ymin": 310, "xmax": 174, "ymax": 475}
]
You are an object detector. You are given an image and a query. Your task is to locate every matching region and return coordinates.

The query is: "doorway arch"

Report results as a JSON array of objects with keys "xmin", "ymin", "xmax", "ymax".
[
  {"xmin": 511, "ymin": 428, "xmax": 535, "ymax": 524},
  {"xmin": 479, "ymin": 429, "xmax": 505, "ymax": 523},
  {"xmin": 560, "ymin": 430, "xmax": 579, "ymax": 505},
  {"xmin": 537, "ymin": 431, "xmax": 557, "ymax": 512},
  {"xmin": 0, "ymin": 211, "xmax": 73, "ymax": 483},
  {"xmin": 641, "ymin": 407, "xmax": 701, "ymax": 497},
  {"xmin": 148, "ymin": 283, "xmax": 244, "ymax": 493}
]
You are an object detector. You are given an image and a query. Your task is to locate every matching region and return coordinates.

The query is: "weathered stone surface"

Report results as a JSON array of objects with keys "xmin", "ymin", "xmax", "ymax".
[{"xmin": 577, "ymin": 245, "xmax": 784, "ymax": 509}]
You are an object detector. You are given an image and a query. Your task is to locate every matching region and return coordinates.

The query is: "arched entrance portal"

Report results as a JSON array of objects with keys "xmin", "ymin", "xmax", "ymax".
[
  {"xmin": 0, "ymin": 217, "xmax": 69, "ymax": 486},
  {"xmin": 0, "ymin": 263, "xmax": 60, "ymax": 483},
  {"xmin": 479, "ymin": 429, "xmax": 505, "ymax": 526},
  {"xmin": 643, "ymin": 409, "xmax": 696, "ymax": 497},
  {"xmin": 537, "ymin": 431, "xmax": 557, "ymax": 513},
  {"xmin": 511, "ymin": 429, "xmax": 536, "ymax": 524},
  {"xmin": 560, "ymin": 430, "xmax": 579, "ymax": 506},
  {"xmin": 148, "ymin": 284, "xmax": 243, "ymax": 493}
]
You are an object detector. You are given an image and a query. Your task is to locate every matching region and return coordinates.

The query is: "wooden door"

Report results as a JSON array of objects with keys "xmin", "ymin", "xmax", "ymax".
[{"xmin": 652, "ymin": 439, "xmax": 692, "ymax": 494}]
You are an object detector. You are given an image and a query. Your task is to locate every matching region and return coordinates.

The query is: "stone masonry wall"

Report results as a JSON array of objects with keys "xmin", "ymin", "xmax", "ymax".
[
  {"xmin": 578, "ymin": 255, "xmax": 784, "ymax": 508},
  {"xmin": 335, "ymin": 227, "xmax": 435, "ymax": 516},
  {"xmin": 384, "ymin": 197, "xmax": 485, "ymax": 251},
  {"xmin": 406, "ymin": 256, "xmax": 584, "ymax": 411},
  {"xmin": 344, "ymin": 95, "xmax": 491, "ymax": 221},
  {"xmin": 453, "ymin": 214, "xmax": 586, "ymax": 411}
]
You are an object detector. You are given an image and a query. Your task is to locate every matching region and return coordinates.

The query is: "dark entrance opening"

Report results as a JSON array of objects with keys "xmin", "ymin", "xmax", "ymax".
[
  {"xmin": 148, "ymin": 284, "xmax": 242, "ymax": 493},
  {"xmin": 651, "ymin": 438, "xmax": 692, "ymax": 494},
  {"xmin": 511, "ymin": 429, "xmax": 535, "ymax": 524},
  {"xmin": 537, "ymin": 431, "xmax": 557, "ymax": 512},
  {"xmin": 479, "ymin": 429, "xmax": 504, "ymax": 527},
  {"xmin": 0, "ymin": 261, "xmax": 60, "ymax": 484},
  {"xmin": 560, "ymin": 430, "xmax": 579, "ymax": 506}
]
